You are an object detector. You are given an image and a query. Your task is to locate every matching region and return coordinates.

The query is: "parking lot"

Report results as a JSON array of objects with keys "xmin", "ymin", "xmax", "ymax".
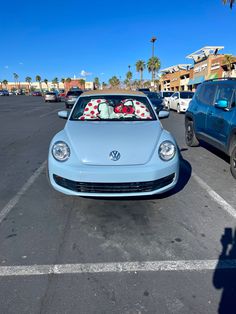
[{"xmin": 0, "ymin": 96, "xmax": 236, "ymax": 313}]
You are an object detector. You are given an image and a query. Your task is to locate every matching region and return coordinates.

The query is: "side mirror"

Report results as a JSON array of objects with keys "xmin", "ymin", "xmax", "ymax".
[
  {"xmin": 158, "ymin": 110, "xmax": 169, "ymax": 119},
  {"xmin": 58, "ymin": 110, "xmax": 69, "ymax": 119},
  {"xmin": 215, "ymin": 99, "xmax": 228, "ymax": 109}
]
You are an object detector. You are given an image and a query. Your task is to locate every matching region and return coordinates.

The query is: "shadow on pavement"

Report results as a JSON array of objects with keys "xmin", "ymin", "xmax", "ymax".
[
  {"xmin": 84, "ymin": 155, "xmax": 192, "ymax": 201},
  {"xmin": 213, "ymin": 228, "xmax": 236, "ymax": 314},
  {"xmin": 200, "ymin": 140, "xmax": 230, "ymax": 164}
]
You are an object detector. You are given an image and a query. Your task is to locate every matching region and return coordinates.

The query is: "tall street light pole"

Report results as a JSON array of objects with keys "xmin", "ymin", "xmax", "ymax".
[{"xmin": 150, "ymin": 36, "xmax": 157, "ymax": 85}]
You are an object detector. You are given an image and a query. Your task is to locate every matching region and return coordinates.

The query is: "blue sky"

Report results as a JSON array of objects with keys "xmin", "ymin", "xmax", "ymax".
[{"xmin": 0, "ymin": 0, "xmax": 235, "ymax": 83}]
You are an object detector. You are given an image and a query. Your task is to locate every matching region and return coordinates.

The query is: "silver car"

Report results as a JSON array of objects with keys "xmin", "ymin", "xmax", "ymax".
[
  {"xmin": 44, "ymin": 92, "xmax": 60, "ymax": 102},
  {"xmin": 48, "ymin": 90, "xmax": 179, "ymax": 197}
]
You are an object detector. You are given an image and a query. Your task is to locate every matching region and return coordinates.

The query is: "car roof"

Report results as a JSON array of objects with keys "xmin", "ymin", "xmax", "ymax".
[{"xmin": 81, "ymin": 89, "xmax": 145, "ymax": 96}]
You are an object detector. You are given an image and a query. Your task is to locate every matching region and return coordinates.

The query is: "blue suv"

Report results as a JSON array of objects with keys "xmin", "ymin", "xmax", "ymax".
[{"xmin": 185, "ymin": 78, "xmax": 236, "ymax": 178}]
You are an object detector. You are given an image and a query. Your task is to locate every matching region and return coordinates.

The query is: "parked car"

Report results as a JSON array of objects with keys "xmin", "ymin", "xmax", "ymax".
[
  {"xmin": 159, "ymin": 91, "xmax": 174, "ymax": 108},
  {"xmin": 48, "ymin": 90, "xmax": 179, "ymax": 197},
  {"xmin": 0, "ymin": 90, "xmax": 9, "ymax": 96},
  {"xmin": 167, "ymin": 91, "xmax": 194, "ymax": 113},
  {"xmin": 44, "ymin": 92, "xmax": 61, "ymax": 102},
  {"xmin": 143, "ymin": 91, "xmax": 164, "ymax": 113},
  {"xmin": 32, "ymin": 91, "xmax": 42, "ymax": 96},
  {"xmin": 137, "ymin": 88, "xmax": 150, "ymax": 93},
  {"xmin": 64, "ymin": 90, "xmax": 83, "ymax": 109},
  {"xmin": 185, "ymin": 78, "xmax": 236, "ymax": 178}
]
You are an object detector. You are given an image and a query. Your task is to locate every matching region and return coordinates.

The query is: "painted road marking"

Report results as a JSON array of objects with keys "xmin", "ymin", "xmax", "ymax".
[
  {"xmin": 192, "ymin": 172, "xmax": 236, "ymax": 219},
  {"xmin": 0, "ymin": 259, "xmax": 236, "ymax": 277},
  {"xmin": 39, "ymin": 108, "xmax": 64, "ymax": 118},
  {"xmin": 0, "ymin": 161, "xmax": 47, "ymax": 225}
]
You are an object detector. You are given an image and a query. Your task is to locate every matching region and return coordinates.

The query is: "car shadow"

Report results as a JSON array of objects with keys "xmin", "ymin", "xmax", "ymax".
[
  {"xmin": 84, "ymin": 153, "xmax": 192, "ymax": 201},
  {"xmin": 213, "ymin": 227, "xmax": 236, "ymax": 314},
  {"xmin": 199, "ymin": 140, "xmax": 230, "ymax": 164}
]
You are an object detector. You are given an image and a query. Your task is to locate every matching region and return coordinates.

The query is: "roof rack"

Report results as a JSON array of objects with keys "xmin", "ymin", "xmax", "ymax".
[{"xmin": 204, "ymin": 77, "xmax": 236, "ymax": 83}]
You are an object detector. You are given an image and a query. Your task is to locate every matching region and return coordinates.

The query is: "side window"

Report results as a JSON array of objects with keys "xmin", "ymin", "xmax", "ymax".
[
  {"xmin": 215, "ymin": 85, "xmax": 234, "ymax": 108},
  {"xmin": 172, "ymin": 93, "xmax": 177, "ymax": 98},
  {"xmin": 198, "ymin": 84, "xmax": 217, "ymax": 106}
]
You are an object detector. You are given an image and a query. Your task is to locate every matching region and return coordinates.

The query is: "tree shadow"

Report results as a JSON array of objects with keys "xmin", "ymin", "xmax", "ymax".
[{"xmin": 213, "ymin": 228, "xmax": 236, "ymax": 314}]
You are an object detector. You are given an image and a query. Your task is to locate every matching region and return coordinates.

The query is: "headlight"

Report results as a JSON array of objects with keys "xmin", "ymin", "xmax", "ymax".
[
  {"xmin": 158, "ymin": 141, "xmax": 176, "ymax": 161},
  {"xmin": 52, "ymin": 141, "xmax": 70, "ymax": 162}
]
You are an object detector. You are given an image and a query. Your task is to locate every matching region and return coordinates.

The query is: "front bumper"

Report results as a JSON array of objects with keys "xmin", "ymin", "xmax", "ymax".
[{"xmin": 48, "ymin": 157, "xmax": 179, "ymax": 197}]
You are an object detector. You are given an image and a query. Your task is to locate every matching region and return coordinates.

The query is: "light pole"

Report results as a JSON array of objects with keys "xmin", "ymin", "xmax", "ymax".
[{"xmin": 150, "ymin": 36, "xmax": 157, "ymax": 85}]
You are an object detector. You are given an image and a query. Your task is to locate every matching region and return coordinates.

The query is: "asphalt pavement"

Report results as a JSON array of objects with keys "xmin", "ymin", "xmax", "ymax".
[{"xmin": 0, "ymin": 96, "xmax": 236, "ymax": 314}]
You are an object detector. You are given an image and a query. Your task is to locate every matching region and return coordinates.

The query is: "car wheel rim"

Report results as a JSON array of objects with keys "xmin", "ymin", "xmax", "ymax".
[
  {"xmin": 233, "ymin": 150, "xmax": 236, "ymax": 170},
  {"xmin": 186, "ymin": 125, "xmax": 193, "ymax": 142}
]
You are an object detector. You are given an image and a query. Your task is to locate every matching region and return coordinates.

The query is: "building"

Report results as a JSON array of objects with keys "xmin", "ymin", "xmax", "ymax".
[
  {"xmin": 160, "ymin": 46, "xmax": 236, "ymax": 92},
  {"xmin": 2, "ymin": 79, "xmax": 94, "ymax": 92},
  {"xmin": 160, "ymin": 64, "xmax": 192, "ymax": 92}
]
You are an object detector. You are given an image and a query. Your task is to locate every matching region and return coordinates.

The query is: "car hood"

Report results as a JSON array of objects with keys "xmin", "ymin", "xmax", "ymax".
[
  {"xmin": 65, "ymin": 120, "xmax": 162, "ymax": 165},
  {"xmin": 181, "ymin": 99, "xmax": 192, "ymax": 105}
]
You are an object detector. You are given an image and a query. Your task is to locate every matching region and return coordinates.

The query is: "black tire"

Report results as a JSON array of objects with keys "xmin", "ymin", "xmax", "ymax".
[
  {"xmin": 185, "ymin": 120, "xmax": 199, "ymax": 147},
  {"xmin": 177, "ymin": 104, "xmax": 181, "ymax": 114},
  {"xmin": 230, "ymin": 145, "xmax": 236, "ymax": 179}
]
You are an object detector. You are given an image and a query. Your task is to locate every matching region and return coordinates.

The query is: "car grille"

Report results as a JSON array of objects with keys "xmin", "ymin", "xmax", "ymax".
[{"xmin": 53, "ymin": 174, "xmax": 175, "ymax": 193}]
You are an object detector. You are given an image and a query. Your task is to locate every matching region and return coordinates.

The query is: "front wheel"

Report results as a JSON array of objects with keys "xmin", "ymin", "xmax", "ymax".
[
  {"xmin": 185, "ymin": 120, "xmax": 199, "ymax": 147},
  {"xmin": 230, "ymin": 145, "xmax": 236, "ymax": 179},
  {"xmin": 177, "ymin": 104, "xmax": 181, "ymax": 114}
]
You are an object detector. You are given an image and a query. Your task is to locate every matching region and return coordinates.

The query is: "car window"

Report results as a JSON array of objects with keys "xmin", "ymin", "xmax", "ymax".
[
  {"xmin": 67, "ymin": 91, "xmax": 83, "ymax": 96},
  {"xmin": 197, "ymin": 83, "xmax": 217, "ymax": 106},
  {"xmin": 163, "ymin": 92, "xmax": 173, "ymax": 97},
  {"xmin": 180, "ymin": 92, "xmax": 194, "ymax": 99},
  {"xmin": 172, "ymin": 93, "xmax": 178, "ymax": 98},
  {"xmin": 215, "ymin": 85, "xmax": 234, "ymax": 108},
  {"xmin": 70, "ymin": 95, "xmax": 157, "ymax": 121}
]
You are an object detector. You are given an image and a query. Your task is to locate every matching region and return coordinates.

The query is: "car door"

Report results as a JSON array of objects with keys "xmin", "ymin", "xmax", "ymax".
[
  {"xmin": 206, "ymin": 84, "xmax": 235, "ymax": 146},
  {"xmin": 170, "ymin": 93, "xmax": 178, "ymax": 110},
  {"xmin": 193, "ymin": 83, "xmax": 217, "ymax": 134}
]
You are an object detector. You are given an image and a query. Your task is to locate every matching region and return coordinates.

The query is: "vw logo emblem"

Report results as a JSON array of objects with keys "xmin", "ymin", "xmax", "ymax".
[{"xmin": 109, "ymin": 150, "xmax": 121, "ymax": 161}]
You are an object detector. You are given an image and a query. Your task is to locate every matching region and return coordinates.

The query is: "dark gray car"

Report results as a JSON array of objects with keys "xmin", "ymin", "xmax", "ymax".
[{"xmin": 65, "ymin": 90, "xmax": 83, "ymax": 109}]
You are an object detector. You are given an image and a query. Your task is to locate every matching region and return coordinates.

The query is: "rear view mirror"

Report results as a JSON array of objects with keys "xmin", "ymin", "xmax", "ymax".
[
  {"xmin": 158, "ymin": 111, "xmax": 169, "ymax": 119},
  {"xmin": 58, "ymin": 111, "xmax": 69, "ymax": 119},
  {"xmin": 215, "ymin": 99, "xmax": 228, "ymax": 109}
]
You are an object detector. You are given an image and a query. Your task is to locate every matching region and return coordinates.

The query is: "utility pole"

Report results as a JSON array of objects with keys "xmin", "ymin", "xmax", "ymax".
[{"xmin": 150, "ymin": 36, "xmax": 157, "ymax": 85}]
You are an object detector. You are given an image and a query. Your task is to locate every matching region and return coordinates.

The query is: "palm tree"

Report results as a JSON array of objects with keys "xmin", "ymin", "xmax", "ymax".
[
  {"xmin": 126, "ymin": 71, "xmax": 133, "ymax": 89},
  {"xmin": 61, "ymin": 78, "xmax": 65, "ymax": 90},
  {"xmin": 223, "ymin": 0, "xmax": 235, "ymax": 8},
  {"xmin": 52, "ymin": 77, "xmax": 59, "ymax": 91},
  {"xmin": 147, "ymin": 57, "xmax": 161, "ymax": 82},
  {"xmin": 44, "ymin": 79, "xmax": 49, "ymax": 90},
  {"xmin": 13, "ymin": 73, "xmax": 19, "ymax": 89},
  {"xmin": 94, "ymin": 77, "xmax": 100, "ymax": 89},
  {"xmin": 109, "ymin": 76, "xmax": 120, "ymax": 88},
  {"xmin": 25, "ymin": 77, "xmax": 32, "ymax": 92},
  {"xmin": 136, "ymin": 60, "xmax": 146, "ymax": 85},
  {"xmin": 65, "ymin": 77, "xmax": 71, "ymax": 91},
  {"xmin": 143, "ymin": 81, "xmax": 151, "ymax": 88},
  {"xmin": 78, "ymin": 79, "xmax": 85, "ymax": 90},
  {"xmin": 223, "ymin": 54, "xmax": 235, "ymax": 77},
  {"xmin": 35, "ymin": 75, "xmax": 42, "ymax": 93}
]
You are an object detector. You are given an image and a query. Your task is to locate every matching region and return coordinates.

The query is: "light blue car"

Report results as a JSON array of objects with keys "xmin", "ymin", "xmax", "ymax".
[{"xmin": 48, "ymin": 90, "xmax": 179, "ymax": 197}]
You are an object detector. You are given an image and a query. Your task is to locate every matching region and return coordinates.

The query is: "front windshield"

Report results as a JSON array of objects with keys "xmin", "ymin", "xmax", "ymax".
[
  {"xmin": 180, "ymin": 92, "xmax": 194, "ymax": 99},
  {"xmin": 163, "ymin": 92, "xmax": 173, "ymax": 97},
  {"xmin": 70, "ymin": 95, "xmax": 157, "ymax": 121}
]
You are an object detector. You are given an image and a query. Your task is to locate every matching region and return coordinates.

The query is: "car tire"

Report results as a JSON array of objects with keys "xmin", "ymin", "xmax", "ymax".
[
  {"xmin": 177, "ymin": 104, "xmax": 181, "ymax": 114},
  {"xmin": 185, "ymin": 120, "xmax": 199, "ymax": 147},
  {"xmin": 230, "ymin": 145, "xmax": 236, "ymax": 179}
]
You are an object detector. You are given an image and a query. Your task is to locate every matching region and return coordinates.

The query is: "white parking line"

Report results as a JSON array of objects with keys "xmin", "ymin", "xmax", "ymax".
[
  {"xmin": 0, "ymin": 259, "xmax": 236, "ymax": 277},
  {"xmin": 192, "ymin": 172, "xmax": 236, "ymax": 219},
  {"xmin": 39, "ymin": 108, "xmax": 64, "ymax": 118},
  {"xmin": 0, "ymin": 161, "xmax": 47, "ymax": 225}
]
